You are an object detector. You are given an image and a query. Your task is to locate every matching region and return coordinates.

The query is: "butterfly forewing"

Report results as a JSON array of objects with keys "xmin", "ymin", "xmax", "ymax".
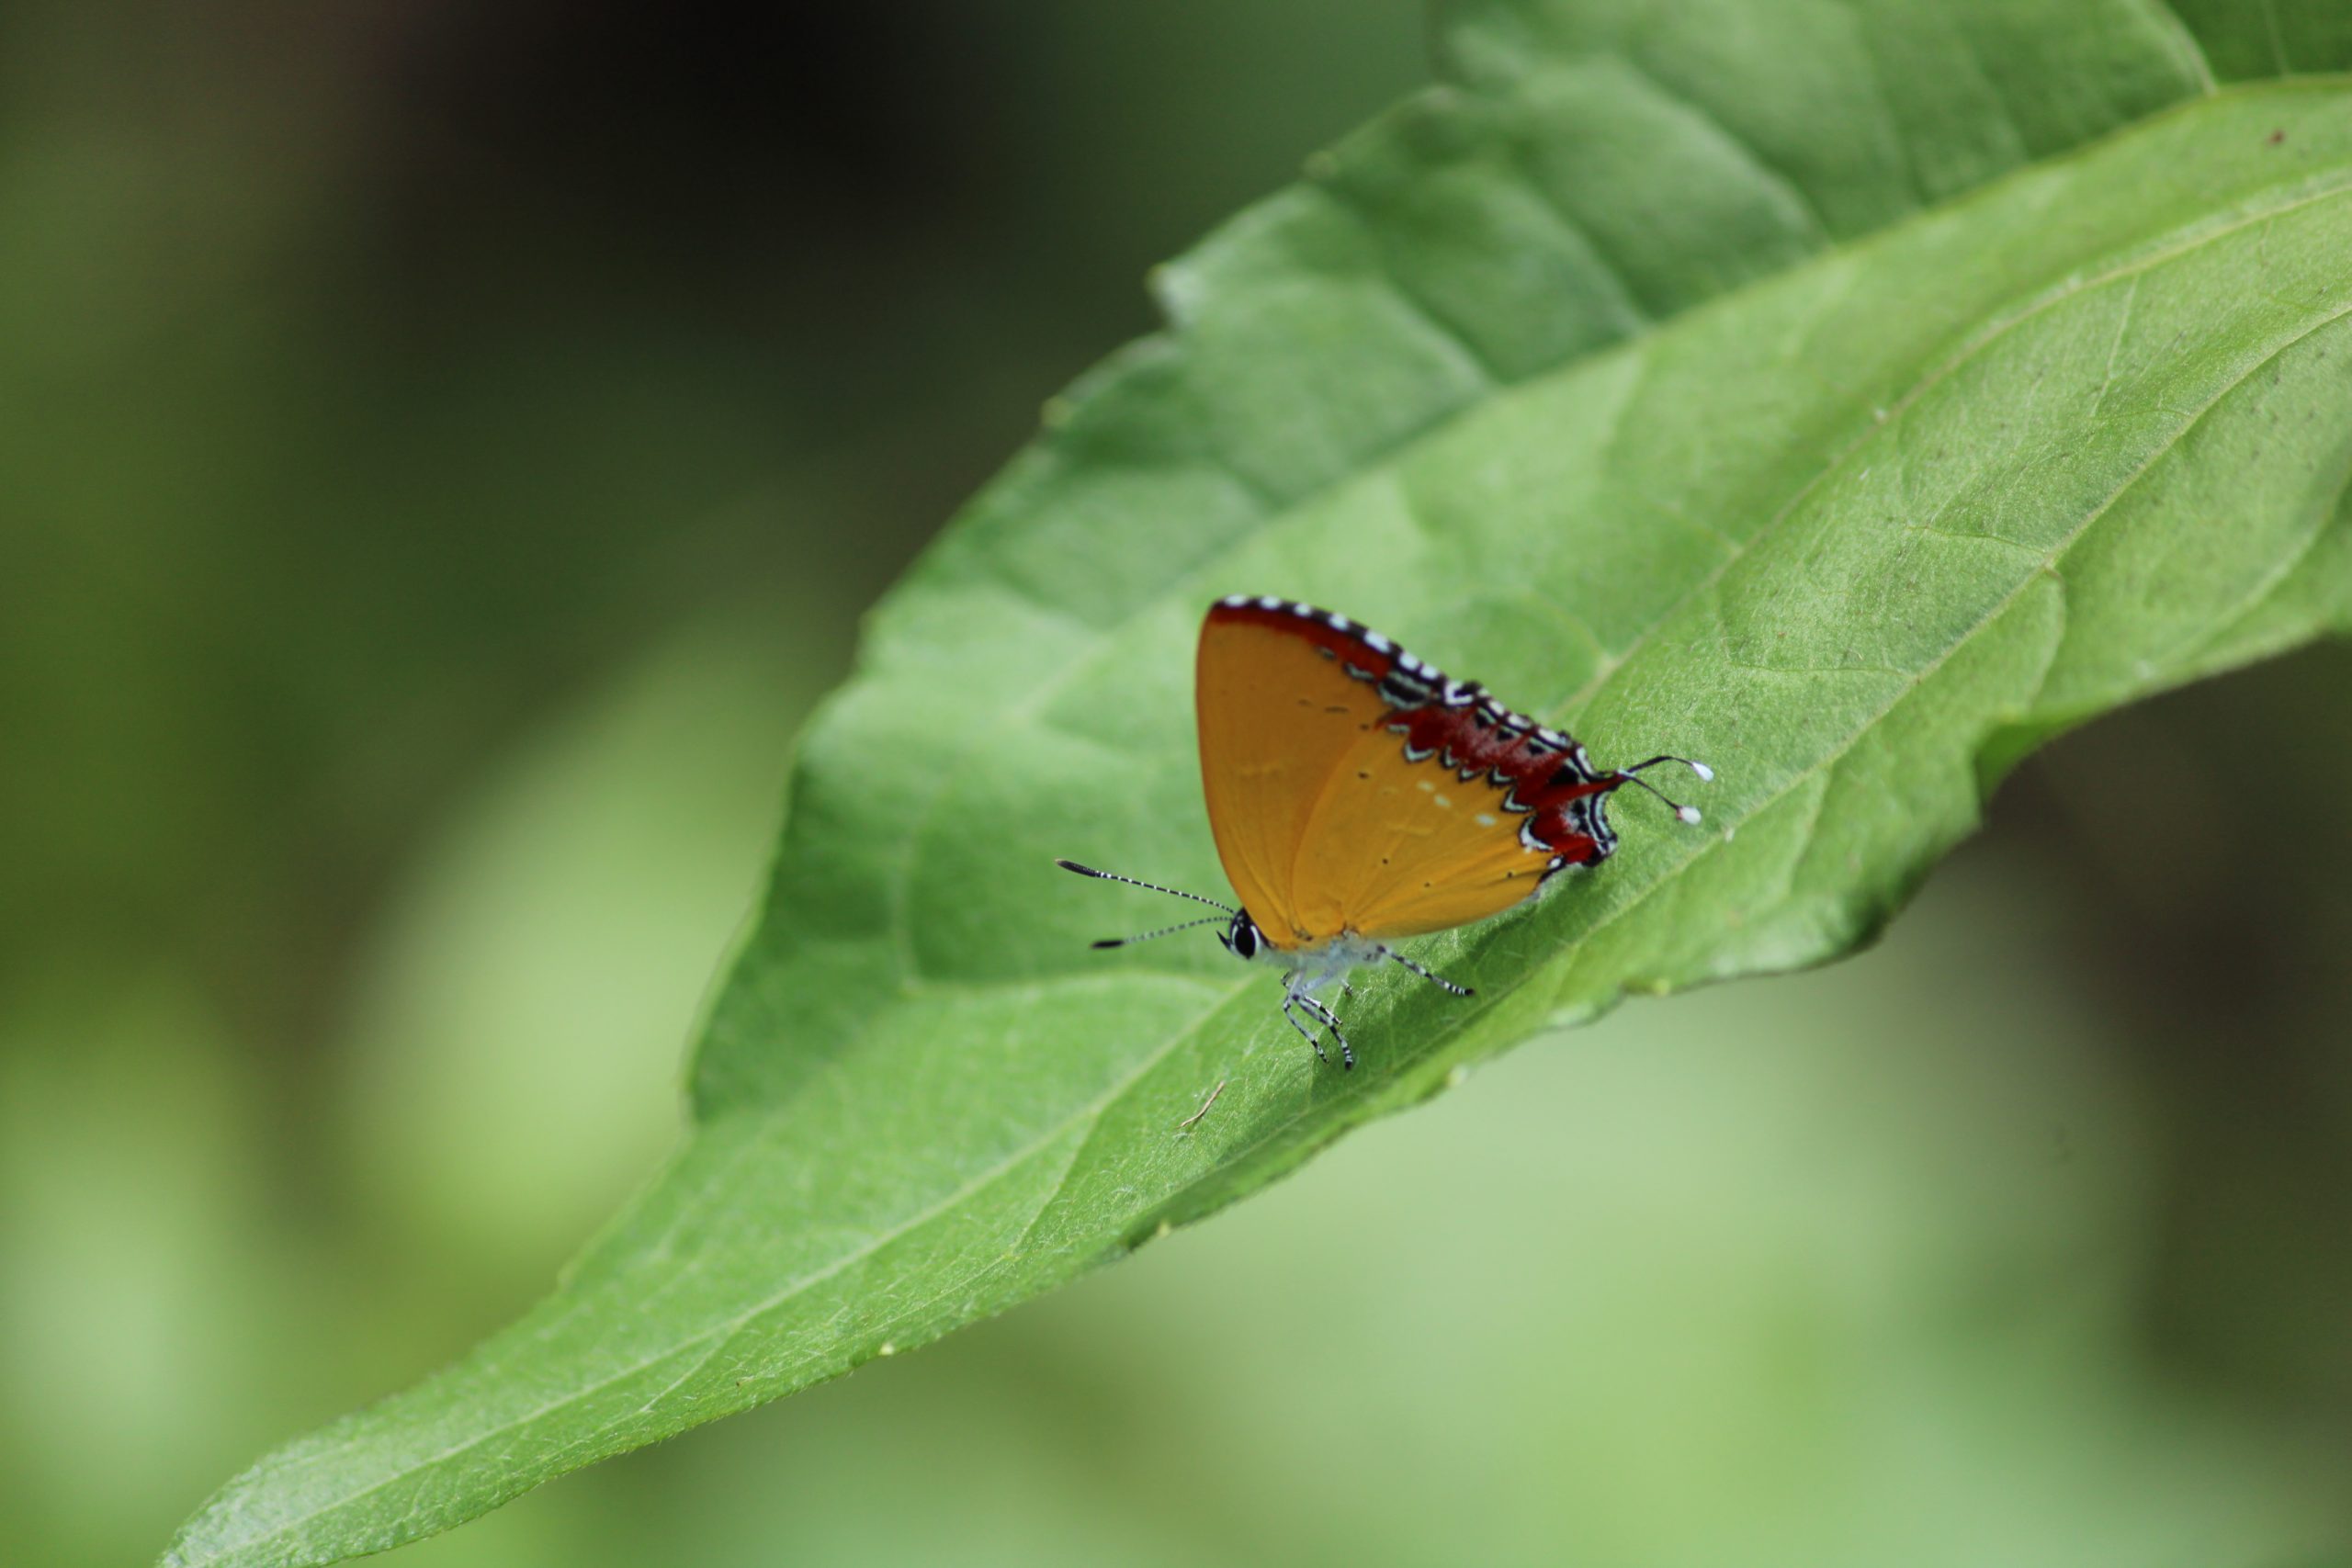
[{"xmin": 1194, "ymin": 605, "xmax": 1392, "ymax": 947}]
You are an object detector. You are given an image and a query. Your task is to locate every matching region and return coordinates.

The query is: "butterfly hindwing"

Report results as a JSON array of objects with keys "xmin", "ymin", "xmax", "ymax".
[{"xmin": 1293, "ymin": 721, "xmax": 1555, "ymax": 939}]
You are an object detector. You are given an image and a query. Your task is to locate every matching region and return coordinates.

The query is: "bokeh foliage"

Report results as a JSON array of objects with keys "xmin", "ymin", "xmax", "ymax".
[{"xmin": 6, "ymin": 5, "xmax": 2352, "ymax": 1567}]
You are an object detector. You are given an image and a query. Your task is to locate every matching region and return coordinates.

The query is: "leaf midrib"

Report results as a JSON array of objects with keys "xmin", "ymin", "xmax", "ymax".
[{"xmin": 1550, "ymin": 166, "xmax": 2352, "ymax": 720}]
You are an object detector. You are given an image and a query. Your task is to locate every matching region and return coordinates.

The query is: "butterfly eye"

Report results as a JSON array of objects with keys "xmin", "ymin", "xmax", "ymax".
[{"xmin": 1227, "ymin": 914, "xmax": 1260, "ymax": 961}]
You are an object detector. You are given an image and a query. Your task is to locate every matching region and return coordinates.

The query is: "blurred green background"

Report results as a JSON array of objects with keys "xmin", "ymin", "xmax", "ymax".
[{"xmin": 6, "ymin": 6, "xmax": 2351, "ymax": 1565}]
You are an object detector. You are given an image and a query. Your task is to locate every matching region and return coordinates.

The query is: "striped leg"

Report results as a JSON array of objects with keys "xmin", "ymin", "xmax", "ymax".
[
  {"xmin": 1281, "ymin": 994, "xmax": 1330, "ymax": 1066},
  {"xmin": 1295, "ymin": 991, "xmax": 1354, "ymax": 1070},
  {"xmin": 1383, "ymin": 947, "xmax": 1474, "ymax": 997}
]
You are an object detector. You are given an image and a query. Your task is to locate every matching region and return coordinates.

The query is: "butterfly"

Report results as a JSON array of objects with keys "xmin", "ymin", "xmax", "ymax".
[{"xmin": 1060, "ymin": 595, "xmax": 1709, "ymax": 1069}]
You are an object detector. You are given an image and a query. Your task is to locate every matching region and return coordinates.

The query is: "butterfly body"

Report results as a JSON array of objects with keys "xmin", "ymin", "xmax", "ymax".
[
  {"xmin": 1217, "ymin": 914, "xmax": 1388, "ymax": 998},
  {"xmin": 1062, "ymin": 596, "xmax": 1707, "ymax": 1072}
]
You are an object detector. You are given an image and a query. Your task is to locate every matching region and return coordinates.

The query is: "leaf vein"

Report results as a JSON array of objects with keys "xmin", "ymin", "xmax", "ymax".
[{"xmin": 1555, "ymin": 175, "xmax": 2352, "ymax": 716}]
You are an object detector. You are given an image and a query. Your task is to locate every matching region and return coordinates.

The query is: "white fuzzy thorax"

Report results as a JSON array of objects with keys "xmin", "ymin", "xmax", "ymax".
[{"xmin": 1246, "ymin": 930, "xmax": 1389, "ymax": 1000}]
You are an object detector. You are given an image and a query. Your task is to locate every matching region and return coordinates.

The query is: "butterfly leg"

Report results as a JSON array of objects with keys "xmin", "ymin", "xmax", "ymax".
[
  {"xmin": 1383, "ymin": 947, "xmax": 1474, "ymax": 998},
  {"xmin": 1295, "ymin": 990, "xmax": 1354, "ymax": 1071},
  {"xmin": 1281, "ymin": 993, "xmax": 1331, "ymax": 1066}
]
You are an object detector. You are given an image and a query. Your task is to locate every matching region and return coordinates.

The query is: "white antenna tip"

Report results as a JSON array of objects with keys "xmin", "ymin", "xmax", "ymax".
[
  {"xmin": 1677, "ymin": 805, "xmax": 1703, "ymax": 825},
  {"xmin": 1689, "ymin": 761, "xmax": 1715, "ymax": 783}
]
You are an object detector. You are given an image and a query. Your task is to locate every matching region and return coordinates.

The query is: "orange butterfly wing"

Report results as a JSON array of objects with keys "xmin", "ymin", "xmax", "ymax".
[
  {"xmin": 1194, "ymin": 604, "xmax": 1391, "ymax": 947},
  {"xmin": 1290, "ymin": 723, "xmax": 1554, "ymax": 940},
  {"xmin": 1196, "ymin": 598, "xmax": 1626, "ymax": 950}
]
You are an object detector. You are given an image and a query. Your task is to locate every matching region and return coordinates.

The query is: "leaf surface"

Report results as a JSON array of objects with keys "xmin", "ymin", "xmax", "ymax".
[{"xmin": 169, "ymin": 5, "xmax": 2352, "ymax": 1563}]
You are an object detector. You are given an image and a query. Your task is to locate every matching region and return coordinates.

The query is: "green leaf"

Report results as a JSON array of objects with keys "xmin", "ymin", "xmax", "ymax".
[{"xmin": 169, "ymin": 5, "xmax": 2352, "ymax": 1563}]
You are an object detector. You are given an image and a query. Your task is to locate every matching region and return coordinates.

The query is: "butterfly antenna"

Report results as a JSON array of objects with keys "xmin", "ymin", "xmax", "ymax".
[
  {"xmin": 1091, "ymin": 915, "xmax": 1227, "ymax": 950},
  {"xmin": 1053, "ymin": 858, "xmax": 1236, "ymax": 913},
  {"xmin": 1616, "ymin": 755, "xmax": 1713, "ymax": 826}
]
